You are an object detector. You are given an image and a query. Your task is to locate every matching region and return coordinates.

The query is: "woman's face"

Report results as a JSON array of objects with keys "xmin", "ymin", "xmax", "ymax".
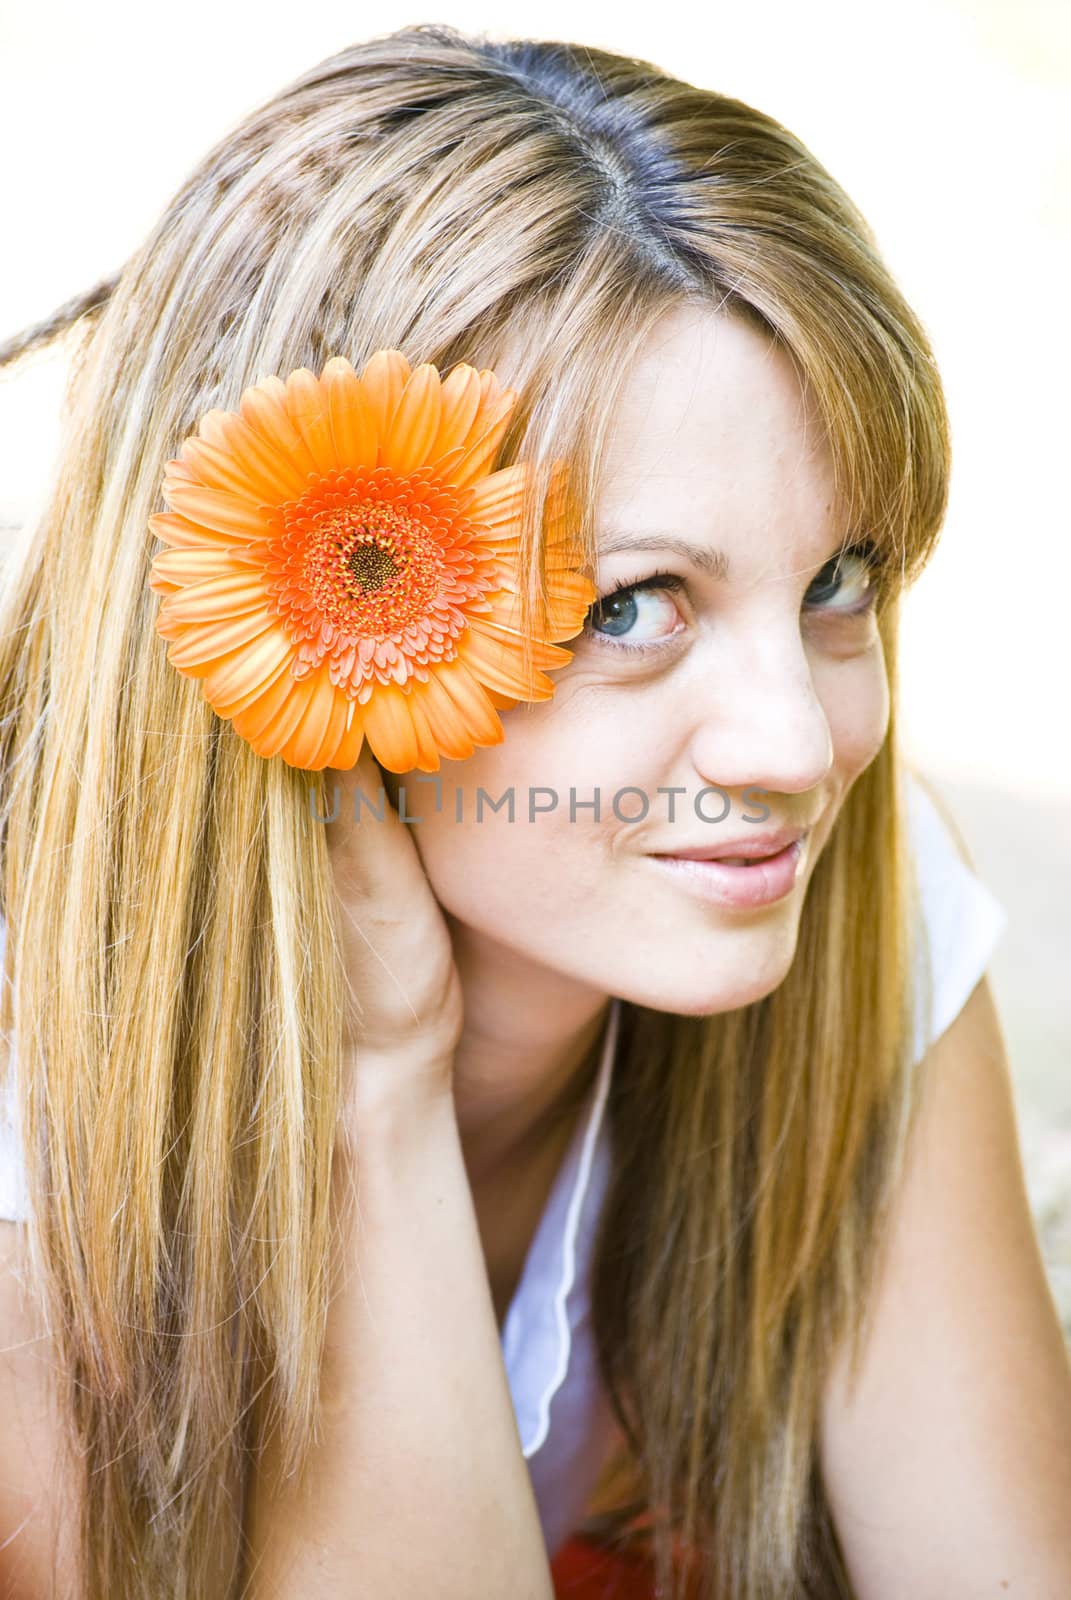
[{"xmin": 384, "ymin": 304, "xmax": 889, "ymax": 1016}]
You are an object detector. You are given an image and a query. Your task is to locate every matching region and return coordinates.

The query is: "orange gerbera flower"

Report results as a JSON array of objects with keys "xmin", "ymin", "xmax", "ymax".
[{"xmin": 148, "ymin": 349, "xmax": 598, "ymax": 772}]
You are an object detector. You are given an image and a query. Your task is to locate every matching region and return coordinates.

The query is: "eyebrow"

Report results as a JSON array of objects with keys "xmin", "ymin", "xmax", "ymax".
[{"xmin": 596, "ymin": 533, "xmax": 731, "ymax": 580}]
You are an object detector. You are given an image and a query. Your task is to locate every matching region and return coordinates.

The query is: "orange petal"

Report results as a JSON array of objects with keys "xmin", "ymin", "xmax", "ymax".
[
  {"xmin": 399, "ymin": 690, "xmax": 443, "ymax": 773},
  {"xmin": 323, "ymin": 357, "xmax": 379, "ymax": 471},
  {"xmin": 239, "ymin": 377, "xmax": 320, "ymax": 482},
  {"xmin": 157, "ymin": 570, "xmax": 271, "ymax": 623},
  {"xmin": 468, "ymin": 370, "xmax": 508, "ymax": 441},
  {"xmin": 427, "ymin": 656, "xmax": 504, "ymax": 748},
  {"xmin": 274, "ymin": 665, "xmax": 344, "ymax": 769},
  {"xmin": 401, "ymin": 671, "xmax": 475, "ymax": 762},
  {"xmin": 543, "ymin": 568, "xmax": 600, "ymax": 610},
  {"xmin": 360, "ymin": 680, "xmax": 422, "ymax": 773},
  {"xmin": 463, "ymin": 372, "xmax": 515, "ymax": 448},
  {"xmin": 447, "ymin": 396, "xmax": 517, "ymax": 491},
  {"xmin": 317, "ymin": 683, "xmax": 360, "ymax": 770},
  {"xmin": 163, "ymin": 482, "xmax": 273, "ymax": 541},
  {"xmin": 465, "ymin": 462, "xmax": 528, "ymax": 531},
  {"xmin": 465, "ymin": 614, "xmax": 575, "ymax": 669},
  {"xmin": 457, "ymin": 625, "xmax": 557, "ymax": 701},
  {"xmin": 148, "ymin": 546, "xmax": 239, "ymax": 596},
  {"xmin": 381, "ymin": 363, "xmax": 443, "ymax": 475},
  {"xmin": 427, "ymin": 364, "xmax": 482, "ymax": 463},
  {"xmin": 484, "ymin": 687, "xmax": 519, "ymax": 711},
  {"xmin": 198, "ymin": 627, "xmax": 293, "ymax": 701},
  {"xmin": 212, "ymin": 649, "xmax": 294, "ymax": 720},
  {"xmin": 166, "ymin": 609, "xmax": 279, "ymax": 673},
  {"xmin": 179, "ymin": 435, "xmax": 272, "ymax": 505},
  {"xmin": 284, "ymin": 368, "xmax": 337, "ymax": 476},
  {"xmin": 234, "ymin": 673, "xmax": 318, "ymax": 762},
  {"xmin": 162, "ymin": 458, "xmax": 199, "ymax": 489},
  {"xmin": 326, "ymin": 700, "xmax": 367, "ymax": 770},
  {"xmin": 484, "ymin": 571, "xmax": 598, "ymax": 637},
  {"xmin": 148, "ymin": 512, "xmax": 251, "ymax": 552},
  {"xmin": 358, "ymin": 350, "xmax": 411, "ymax": 457},
  {"xmin": 199, "ymin": 409, "xmax": 309, "ymax": 501},
  {"xmin": 211, "ymin": 652, "xmax": 292, "ymax": 723}
]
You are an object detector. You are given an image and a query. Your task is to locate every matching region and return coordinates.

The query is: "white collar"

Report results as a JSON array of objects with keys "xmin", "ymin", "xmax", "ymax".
[{"xmin": 500, "ymin": 995, "xmax": 621, "ymax": 1457}]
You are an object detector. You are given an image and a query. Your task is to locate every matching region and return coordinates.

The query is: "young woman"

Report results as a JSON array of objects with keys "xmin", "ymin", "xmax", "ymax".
[{"xmin": 1, "ymin": 23, "xmax": 1069, "ymax": 1600}]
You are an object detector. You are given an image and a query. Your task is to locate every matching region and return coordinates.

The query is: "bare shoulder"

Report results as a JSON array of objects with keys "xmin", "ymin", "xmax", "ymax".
[
  {"xmin": 0, "ymin": 1219, "xmax": 84, "ymax": 1600},
  {"xmin": 819, "ymin": 977, "xmax": 1071, "ymax": 1596}
]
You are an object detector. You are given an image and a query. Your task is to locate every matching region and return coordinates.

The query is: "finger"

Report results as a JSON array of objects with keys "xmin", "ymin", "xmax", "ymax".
[{"xmin": 321, "ymin": 745, "xmax": 413, "ymax": 896}]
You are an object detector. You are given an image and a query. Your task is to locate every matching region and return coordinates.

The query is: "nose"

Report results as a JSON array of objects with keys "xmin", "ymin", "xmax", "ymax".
[{"xmin": 685, "ymin": 632, "xmax": 834, "ymax": 800}]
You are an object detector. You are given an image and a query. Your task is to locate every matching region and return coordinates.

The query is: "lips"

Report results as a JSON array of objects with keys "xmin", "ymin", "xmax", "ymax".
[
  {"xmin": 648, "ymin": 825, "xmax": 809, "ymax": 864},
  {"xmin": 646, "ymin": 836, "xmax": 807, "ymax": 908}
]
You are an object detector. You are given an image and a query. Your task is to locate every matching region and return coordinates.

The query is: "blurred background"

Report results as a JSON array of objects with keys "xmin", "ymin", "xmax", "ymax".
[{"xmin": 0, "ymin": 0, "xmax": 1067, "ymax": 1326}]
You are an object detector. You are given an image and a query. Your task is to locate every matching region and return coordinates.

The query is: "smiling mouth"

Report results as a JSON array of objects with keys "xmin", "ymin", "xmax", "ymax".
[{"xmin": 646, "ymin": 837, "xmax": 808, "ymax": 908}]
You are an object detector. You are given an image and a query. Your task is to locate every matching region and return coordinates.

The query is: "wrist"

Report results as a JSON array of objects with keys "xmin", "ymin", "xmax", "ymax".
[{"xmin": 337, "ymin": 1041, "xmax": 456, "ymax": 1146}]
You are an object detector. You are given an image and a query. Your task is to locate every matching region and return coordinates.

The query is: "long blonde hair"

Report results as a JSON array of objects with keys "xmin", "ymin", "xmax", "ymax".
[{"xmin": 0, "ymin": 24, "xmax": 948, "ymax": 1598}]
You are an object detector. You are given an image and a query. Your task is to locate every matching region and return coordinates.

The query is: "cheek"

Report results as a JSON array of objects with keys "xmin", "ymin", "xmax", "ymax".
[
  {"xmin": 395, "ymin": 722, "xmax": 613, "ymax": 921},
  {"xmin": 818, "ymin": 646, "xmax": 890, "ymax": 776}
]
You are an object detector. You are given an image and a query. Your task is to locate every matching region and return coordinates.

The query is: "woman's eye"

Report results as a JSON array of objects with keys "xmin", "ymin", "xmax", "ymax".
[
  {"xmin": 803, "ymin": 545, "xmax": 880, "ymax": 615},
  {"xmin": 584, "ymin": 572, "xmax": 686, "ymax": 654},
  {"xmin": 584, "ymin": 544, "xmax": 881, "ymax": 657}
]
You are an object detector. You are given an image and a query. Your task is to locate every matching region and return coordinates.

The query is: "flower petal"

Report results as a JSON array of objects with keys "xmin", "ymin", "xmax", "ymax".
[
  {"xmin": 178, "ymin": 435, "xmax": 272, "ymax": 504},
  {"xmin": 358, "ymin": 350, "xmax": 411, "ymax": 455},
  {"xmin": 197, "ymin": 626, "xmax": 294, "ymax": 701},
  {"xmin": 457, "ymin": 624, "xmax": 557, "ymax": 701},
  {"xmin": 427, "ymin": 364, "xmax": 482, "ymax": 463},
  {"xmin": 465, "ymin": 462, "xmax": 527, "ymax": 531},
  {"xmin": 234, "ymin": 673, "xmax": 317, "ymax": 762},
  {"xmin": 427, "ymin": 656, "xmax": 505, "ymax": 748},
  {"xmin": 149, "ymin": 512, "xmax": 256, "ymax": 553},
  {"xmin": 199, "ymin": 409, "xmax": 309, "ymax": 500},
  {"xmin": 163, "ymin": 483, "xmax": 273, "ymax": 541},
  {"xmin": 381, "ymin": 363, "xmax": 443, "ymax": 475},
  {"xmin": 165, "ymin": 608, "xmax": 279, "ymax": 672},
  {"xmin": 360, "ymin": 680, "xmax": 423, "ymax": 773},
  {"xmin": 327, "ymin": 700, "xmax": 368, "ymax": 770},
  {"xmin": 284, "ymin": 368, "xmax": 337, "ymax": 475},
  {"xmin": 148, "ymin": 547, "xmax": 240, "ymax": 596},
  {"xmin": 483, "ymin": 687, "xmax": 518, "ymax": 711},
  {"xmin": 466, "ymin": 614, "xmax": 576, "ymax": 669},
  {"xmin": 483, "ymin": 572, "xmax": 598, "ymax": 641},
  {"xmin": 318, "ymin": 684, "xmax": 361, "ymax": 770},
  {"xmin": 446, "ymin": 394, "xmax": 517, "ymax": 490},
  {"xmin": 361, "ymin": 684, "xmax": 442, "ymax": 773},
  {"xmin": 406, "ymin": 670, "xmax": 482, "ymax": 761},
  {"xmin": 212, "ymin": 648, "xmax": 294, "ymax": 720},
  {"xmin": 239, "ymin": 377, "xmax": 320, "ymax": 482},
  {"xmin": 157, "ymin": 570, "xmax": 272, "ymax": 623},
  {"xmin": 275, "ymin": 665, "xmax": 346, "ymax": 770},
  {"xmin": 323, "ymin": 357, "xmax": 378, "ymax": 470}
]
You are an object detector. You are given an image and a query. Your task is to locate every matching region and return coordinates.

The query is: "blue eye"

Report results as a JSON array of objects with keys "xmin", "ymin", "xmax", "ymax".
[
  {"xmin": 584, "ymin": 542, "xmax": 882, "ymax": 658},
  {"xmin": 803, "ymin": 542, "xmax": 881, "ymax": 615},
  {"xmin": 584, "ymin": 570, "xmax": 685, "ymax": 654}
]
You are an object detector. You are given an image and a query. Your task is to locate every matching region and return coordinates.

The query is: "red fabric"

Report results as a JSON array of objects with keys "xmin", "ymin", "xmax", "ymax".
[
  {"xmin": 551, "ymin": 1533, "xmax": 703, "ymax": 1599},
  {"xmin": 550, "ymin": 1534, "xmax": 660, "ymax": 1599}
]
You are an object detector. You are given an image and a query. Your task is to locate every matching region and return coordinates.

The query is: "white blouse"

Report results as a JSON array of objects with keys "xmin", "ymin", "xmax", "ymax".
[{"xmin": 0, "ymin": 769, "xmax": 1010, "ymax": 1559}]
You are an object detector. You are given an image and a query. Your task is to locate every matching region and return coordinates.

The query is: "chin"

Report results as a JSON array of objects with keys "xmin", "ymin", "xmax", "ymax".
[{"xmin": 622, "ymin": 955, "xmax": 797, "ymax": 1017}]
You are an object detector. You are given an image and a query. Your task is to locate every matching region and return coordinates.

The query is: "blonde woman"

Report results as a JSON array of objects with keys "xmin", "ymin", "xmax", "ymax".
[{"xmin": 1, "ymin": 23, "xmax": 1069, "ymax": 1600}]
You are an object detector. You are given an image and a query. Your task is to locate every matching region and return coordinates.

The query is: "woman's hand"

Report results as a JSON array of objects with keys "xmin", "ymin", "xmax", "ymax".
[{"xmin": 324, "ymin": 745, "xmax": 464, "ymax": 1119}]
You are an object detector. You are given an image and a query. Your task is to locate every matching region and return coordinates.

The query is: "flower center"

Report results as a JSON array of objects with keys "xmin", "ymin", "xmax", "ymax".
[
  {"xmin": 346, "ymin": 538, "xmax": 400, "ymax": 594},
  {"xmin": 261, "ymin": 466, "xmax": 497, "ymax": 699},
  {"xmin": 302, "ymin": 495, "xmax": 443, "ymax": 636}
]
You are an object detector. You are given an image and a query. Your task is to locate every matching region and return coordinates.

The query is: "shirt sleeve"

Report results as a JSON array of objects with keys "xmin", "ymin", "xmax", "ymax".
[{"xmin": 904, "ymin": 767, "xmax": 1010, "ymax": 1064}]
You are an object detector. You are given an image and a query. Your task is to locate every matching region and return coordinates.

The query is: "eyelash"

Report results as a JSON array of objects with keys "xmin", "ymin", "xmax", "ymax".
[{"xmin": 584, "ymin": 544, "xmax": 882, "ymax": 657}]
